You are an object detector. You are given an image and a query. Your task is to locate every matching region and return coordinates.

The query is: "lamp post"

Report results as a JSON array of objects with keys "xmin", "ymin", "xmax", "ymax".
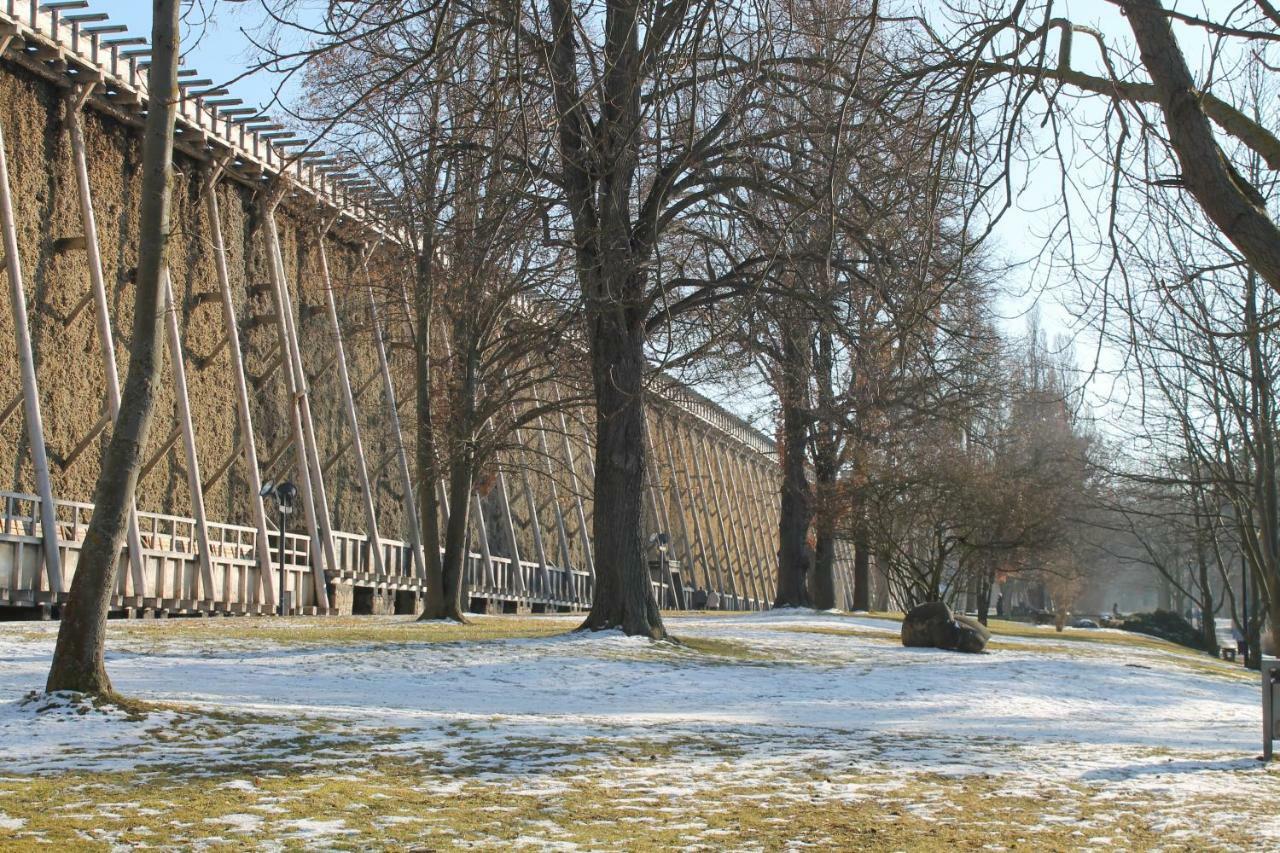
[
  {"xmin": 259, "ymin": 480, "xmax": 297, "ymax": 616},
  {"xmin": 648, "ymin": 531, "xmax": 670, "ymax": 608}
]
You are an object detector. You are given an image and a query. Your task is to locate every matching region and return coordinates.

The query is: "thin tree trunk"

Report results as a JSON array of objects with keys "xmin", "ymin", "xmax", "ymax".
[
  {"xmin": 775, "ymin": 400, "xmax": 813, "ymax": 608},
  {"xmin": 1198, "ymin": 553, "xmax": 1217, "ymax": 655},
  {"xmin": 810, "ymin": 328, "xmax": 837, "ymax": 611},
  {"xmin": 812, "ymin": 533, "xmax": 836, "ymax": 611},
  {"xmin": 46, "ymin": 0, "xmax": 180, "ymax": 696},
  {"xmin": 852, "ymin": 526, "xmax": 871, "ymax": 611},
  {"xmin": 438, "ymin": 448, "xmax": 473, "ymax": 623},
  {"xmin": 976, "ymin": 565, "xmax": 994, "ymax": 626},
  {"xmin": 810, "ymin": 451, "xmax": 837, "ymax": 610},
  {"xmin": 413, "ymin": 252, "xmax": 445, "ymax": 620},
  {"xmin": 427, "ymin": 326, "xmax": 478, "ymax": 623}
]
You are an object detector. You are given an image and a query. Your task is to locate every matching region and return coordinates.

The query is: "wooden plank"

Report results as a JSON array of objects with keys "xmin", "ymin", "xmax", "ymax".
[
  {"xmin": 161, "ymin": 268, "xmax": 216, "ymax": 602},
  {"xmin": 0, "ymin": 48, "xmax": 62, "ymax": 592},
  {"xmin": 262, "ymin": 199, "xmax": 331, "ymax": 608},
  {"xmin": 365, "ymin": 267, "xmax": 427, "ymax": 579},
  {"xmin": 66, "ymin": 85, "xmax": 148, "ymax": 598},
  {"xmin": 317, "ymin": 229, "xmax": 384, "ymax": 576},
  {"xmin": 203, "ymin": 163, "xmax": 275, "ymax": 610}
]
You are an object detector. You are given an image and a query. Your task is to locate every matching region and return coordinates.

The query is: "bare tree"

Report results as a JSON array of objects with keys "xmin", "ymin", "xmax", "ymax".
[
  {"xmin": 47, "ymin": 0, "xmax": 183, "ymax": 696},
  {"xmin": 298, "ymin": 11, "xmax": 579, "ymax": 621}
]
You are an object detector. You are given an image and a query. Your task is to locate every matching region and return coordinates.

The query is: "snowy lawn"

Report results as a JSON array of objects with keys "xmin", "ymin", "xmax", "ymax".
[{"xmin": 0, "ymin": 610, "xmax": 1275, "ymax": 850}]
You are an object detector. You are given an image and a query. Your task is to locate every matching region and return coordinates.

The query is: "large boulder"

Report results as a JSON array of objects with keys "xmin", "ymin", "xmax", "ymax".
[
  {"xmin": 901, "ymin": 602, "xmax": 990, "ymax": 653},
  {"xmin": 901, "ymin": 601, "xmax": 954, "ymax": 647},
  {"xmin": 949, "ymin": 613, "xmax": 991, "ymax": 653}
]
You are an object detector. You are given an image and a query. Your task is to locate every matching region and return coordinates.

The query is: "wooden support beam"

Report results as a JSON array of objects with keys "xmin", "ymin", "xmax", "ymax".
[
  {"xmin": 676, "ymin": 422, "xmax": 730, "ymax": 604},
  {"xmin": 646, "ymin": 414, "xmax": 693, "ymax": 609},
  {"xmin": 317, "ymin": 231, "xmax": 384, "ymax": 577},
  {"xmin": 530, "ymin": 401, "xmax": 577, "ymax": 591},
  {"xmin": 139, "ymin": 423, "xmax": 182, "ymax": 482},
  {"xmin": 262, "ymin": 200, "xmax": 333, "ymax": 608},
  {"xmin": 732, "ymin": 446, "xmax": 772, "ymax": 608},
  {"xmin": 692, "ymin": 429, "xmax": 743, "ymax": 608},
  {"xmin": 162, "ymin": 267, "xmax": 215, "ymax": 601},
  {"xmin": 661, "ymin": 415, "xmax": 713, "ymax": 597},
  {"xmin": 741, "ymin": 455, "xmax": 779, "ymax": 600},
  {"xmin": 550, "ymin": 387, "xmax": 594, "ymax": 580},
  {"xmin": 0, "ymin": 389, "xmax": 21, "ymax": 430},
  {"xmin": 470, "ymin": 491, "xmax": 496, "ymax": 590},
  {"xmin": 204, "ymin": 164, "xmax": 274, "ymax": 609},
  {"xmin": 0, "ymin": 73, "xmax": 61, "ymax": 593},
  {"xmin": 58, "ymin": 409, "xmax": 110, "ymax": 470},
  {"xmin": 365, "ymin": 269, "xmax": 426, "ymax": 579},
  {"xmin": 708, "ymin": 432, "xmax": 757, "ymax": 607},
  {"xmin": 505, "ymin": 380, "xmax": 551, "ymax": 599}
]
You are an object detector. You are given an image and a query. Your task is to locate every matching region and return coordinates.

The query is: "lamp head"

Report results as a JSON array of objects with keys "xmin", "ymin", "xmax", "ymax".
[{"xmin": 276, "ymin": 480, "xmax": 298, "ymax": 514}]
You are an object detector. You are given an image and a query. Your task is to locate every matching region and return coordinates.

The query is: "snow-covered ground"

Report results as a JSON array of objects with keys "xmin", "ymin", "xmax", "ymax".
[{"xmin": 0, "ymin": 610, "xmax": 1276, "ymax": 849}]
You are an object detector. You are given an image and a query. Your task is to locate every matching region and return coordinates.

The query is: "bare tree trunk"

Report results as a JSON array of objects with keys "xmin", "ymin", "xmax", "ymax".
[
  {"xmin": 1197, "ymin": 553, "xmax": 1217, "ymax": 654},
  {"xmin": 47, "ymin": 0, "xmax": 180, "ymax": 696},
  {"xmin": 976, "ymin": 562, "xmax": 995, "ymax": 626},
  {"xmin": 438, "ymin": 446, "xmax": 473, "ymax": 623},
  {"xmin": 775, "ymin": 343, "xmax": 813, "ymax": 608},
  {"xmin": 580, "ymin": 310, "xmax": 664, "ymax": 637},
  {"xmin": 852, "ymin": 527, "xmax": 871, "ymax": 611},
  {"xmin": 810, "ymin": 329, "xmax": 837, "ymax": 611},
  {"xmin": 812, "ymin": 533, "xmax": 836, "ymax": 610},
  {"xmin": 434, "ymin": 340, "xmax": 481, "ymax": 623},
  {"xmin": 413, "ymin": 253, "xmax": 446, "ymax": 620},
  {"xmin": 810, "ymin": 448, "xmax": 837, "ymax": 610}
]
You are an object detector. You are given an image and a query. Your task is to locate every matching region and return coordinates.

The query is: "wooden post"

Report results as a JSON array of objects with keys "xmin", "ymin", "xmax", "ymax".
[
  {"xmin": 676, "ymin": 422, "xmax": 730, "ymax": 604},
  {"xmin": 161, "ymin": 267, "xmax": 216, "ymax": 602},
  {"xmin": 711, "ymin": 439, "xmax": 763, "ymax": 607},
  {"xmin": 202, "ymin": 162, "xmax": 275, "ymax": 609},
  {"xmin": 727, "ymin": 448, "xmax": 773, "ymax": 609},
  {"xmin": 663, "ymin": 416, "xmax": 714, "ymax": 598},
  {"xmin": 261, "ymin": 198, "xmax": 331, "ymax": 608},
  {"xmin": 317, "ymin": 229, "xmax": 385, "ymax": 577},
  {"xmin": 538, "ymin": 382, "xmax": 593, "ymax": 580},
  {"xmin": 0, "ymin": 39, "xmax": 61, "ymax": 593},
  {"xmin": 742, "ymin": 455, "xmax": 780, "ymax": 599},
  {"xmin": 65, "ymin": 85, "xmax": 146, "ymax": 600},
  {"xmin": 646, "ymin": 414, "xmax": 693, "ymax": 608},
  {"xmin": 364, "ymin": 267, "xmax": 427, "ymax": 578},
  {"xmin": 692, "ymin": 429, "xmax": 743, "ymax": 608},
  {"xmin": 529, "ymin": 407, "xmax": 576, "ymax": 599},
  {"xmin": 506, "ymin": 396, "xmax": 551, "ymax": 598}
]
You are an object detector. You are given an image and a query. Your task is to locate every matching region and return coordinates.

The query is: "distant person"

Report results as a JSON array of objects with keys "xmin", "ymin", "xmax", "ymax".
[
  {"xmin": 1112, "ymin": 602, "xmax": 1120, "ymax": 618},
  {"xmin": 1234, "ymin": 625, "xmax": 1247, "ymax": 659}
]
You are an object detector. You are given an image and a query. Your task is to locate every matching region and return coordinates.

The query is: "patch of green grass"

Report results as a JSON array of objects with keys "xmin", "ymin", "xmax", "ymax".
[
  {"xmin": 671, "ymin": 635, "xmax": 787, "ymax": 663},
  {"xmin": 92, "ymin": 615, "xmax": 578, "ymax": 651},
  {"xmin": 0, "ymin": 750, "xmax": 1268, "ymax": 851},
  {"xmin": 775, "ymin": 625, "xmax": 899, "ymax": 643}
]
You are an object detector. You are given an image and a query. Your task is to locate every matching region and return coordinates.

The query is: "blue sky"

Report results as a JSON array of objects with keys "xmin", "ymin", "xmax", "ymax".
[{"xmin": 88, "ymin": 0, "xmax": 297, "ymax": 112}]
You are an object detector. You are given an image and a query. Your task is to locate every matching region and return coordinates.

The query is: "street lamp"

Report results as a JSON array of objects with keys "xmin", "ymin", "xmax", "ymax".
[
  {"xmin": 259, "ymin": 480, "xmax": 297, "ymax": 616},
  {"xmin": 648, "ymin": 531, "xmax": 670, "ymax": 608}
]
